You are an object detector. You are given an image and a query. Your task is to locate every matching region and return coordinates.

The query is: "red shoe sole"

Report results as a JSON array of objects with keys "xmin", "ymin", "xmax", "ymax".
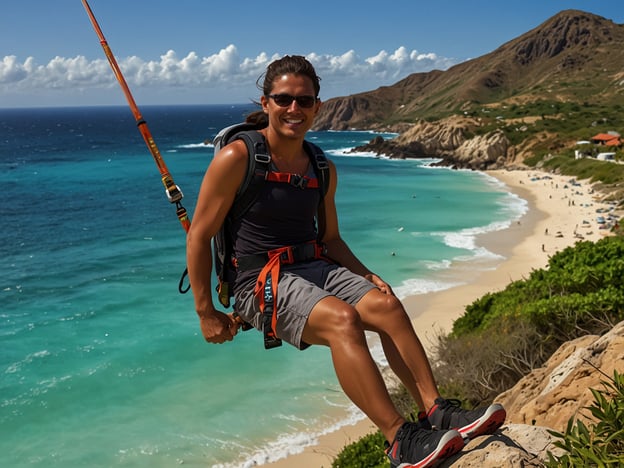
[{"xmin": 459, "ymin": 405, "xmax": 506, "ymax": 440}]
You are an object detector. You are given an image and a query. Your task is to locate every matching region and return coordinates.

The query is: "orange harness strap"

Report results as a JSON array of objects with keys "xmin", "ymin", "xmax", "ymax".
[{"xmin": 252, "ymin": 242, "xmax": 328, "ymax": 349}]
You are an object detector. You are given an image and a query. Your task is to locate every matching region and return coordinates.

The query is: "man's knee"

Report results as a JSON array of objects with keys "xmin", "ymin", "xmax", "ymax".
[
  {"xmin": 306, "ymin": 300, "xmax": 365, "ymax": 345},
  {"xmin": 365, "ymin": 291, "xmax": 404, "ymax": 315},
  {"xmin": 334, "ymin": 304, "xmax": 364, "ymax": 330},
  {"xmin": 359, "ymin": 291, "xmax": 408, "ymax": 327}
]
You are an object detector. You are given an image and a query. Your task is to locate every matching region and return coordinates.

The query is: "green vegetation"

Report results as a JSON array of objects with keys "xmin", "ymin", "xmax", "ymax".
[
  {"xmin": 470, "ymin": 100, "xmax": 624, "ymax": 145},
  {"xmin": 442, "ymin": 237, "xmax": 624, "ymax": 404},
  {"xmin": 539, "ymin": 156, "xmax": 624, "ymax": 187},
  {"xmin": 332, "ymin": 431, "xmax": 388, "ymax": 468},
  {"xmin": 546, "ymin": 370, "xmax": 624, "ymax": 467},
  {"xmin": 333, "ymin": 235, "xmax": 624, "ymax": 466}
]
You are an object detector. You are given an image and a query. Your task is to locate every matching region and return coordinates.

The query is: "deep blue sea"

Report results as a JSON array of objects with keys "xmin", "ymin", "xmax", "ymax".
[{"xmin": 0, "ymin": 105, "xmax": 527, "ymax": 467}]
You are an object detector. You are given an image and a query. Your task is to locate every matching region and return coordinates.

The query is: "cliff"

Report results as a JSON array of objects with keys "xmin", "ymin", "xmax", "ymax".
[
  {"xmin": 349, "ymin": 115, "xmax": 516, "ymax": 170},
  {"xmin": 439, "ymin": 320, "xmax": 624, "ymax": 466}
]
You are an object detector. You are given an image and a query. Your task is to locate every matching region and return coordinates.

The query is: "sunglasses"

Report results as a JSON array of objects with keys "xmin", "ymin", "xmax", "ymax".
[{"xmin": 268, "ymin": 94, "xmax": 318, "ymax": 108}]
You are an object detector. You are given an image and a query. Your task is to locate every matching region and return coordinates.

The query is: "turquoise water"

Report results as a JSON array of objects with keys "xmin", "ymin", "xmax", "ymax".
[{"xmin": 1, "ymin": 105, "xmax": 526, "ymax": 466}]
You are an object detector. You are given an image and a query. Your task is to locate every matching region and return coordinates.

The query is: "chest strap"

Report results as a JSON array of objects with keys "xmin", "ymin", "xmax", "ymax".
[
  {"xmin": 248, "ymin": 241, "xmax": 329, "ymax": 349},
  {"xmin": 265, "ymin": 172, "xmax": 319, "ymax": 190}
]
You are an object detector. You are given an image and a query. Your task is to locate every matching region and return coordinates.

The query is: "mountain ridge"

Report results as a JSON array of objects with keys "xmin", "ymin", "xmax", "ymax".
[{"xmin": 313, "ymin": 10, "xmax": 624, "ymax": 133}]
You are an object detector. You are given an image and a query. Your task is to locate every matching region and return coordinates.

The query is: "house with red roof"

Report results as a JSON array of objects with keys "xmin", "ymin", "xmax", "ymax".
[{"xmin": 591, "ymin": 132, "xmax": 621, "ymax": 147}]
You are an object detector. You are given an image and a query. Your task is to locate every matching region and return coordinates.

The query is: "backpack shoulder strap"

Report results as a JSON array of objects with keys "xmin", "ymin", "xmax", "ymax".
[
  {"xmin": 228, "ymin": 130, "xmax": 271, "ymax": 220},
  {"xmin": 303, "ymin": 140, "xmax": 330, "ymax": 197},
  {"xmin": 215, "ymin": 125, "xmax": 331, "ymax": 224},
  {"xmin": 303, "ymin": 140, "xmax": 331, "ymax": 240}
]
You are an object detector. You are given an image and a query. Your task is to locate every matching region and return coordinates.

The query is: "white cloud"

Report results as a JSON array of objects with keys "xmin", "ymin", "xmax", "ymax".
[
  {"xmin": 0, "ymin": 55, "xmax": 29, "ymax": 83},
  {"xmin": 0, "ymin": 45, "xmax": 459, "ymax": 106}
]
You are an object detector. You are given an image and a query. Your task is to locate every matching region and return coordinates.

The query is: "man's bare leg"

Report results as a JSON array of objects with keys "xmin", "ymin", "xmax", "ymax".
[
  {"xmin": 355, "ymin": 290, "xmax": 441, "ymax": 412},
  {"xmin": 302, "ymin": 295, "xmax": 405, "ymax": 442}
]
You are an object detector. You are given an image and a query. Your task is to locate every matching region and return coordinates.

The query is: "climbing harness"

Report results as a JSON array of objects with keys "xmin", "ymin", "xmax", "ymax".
[{"xmin": 212, "ymin": 126, "xmax": 331, "ymax": 349}]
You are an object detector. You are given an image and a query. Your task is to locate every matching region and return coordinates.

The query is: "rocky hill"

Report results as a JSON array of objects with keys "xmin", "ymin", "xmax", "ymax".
[
  {"xmin": 314, "ymin": 10, "xmax": 624, "ymax": 131},
  {"xmin": 313, "ymin": 10, "xmax": 624, "ymax": 169}
]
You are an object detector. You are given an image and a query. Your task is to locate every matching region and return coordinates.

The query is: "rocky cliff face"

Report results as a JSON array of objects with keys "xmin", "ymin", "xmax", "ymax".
[
  {"xmin": 439, "ymin": 321, "xmax": 624, "ymax": 466},
  {"xmin": 350, "ymin": 115, "xmax": 514, "ymax": 170},
  {"xmin": 447, "ymin": 130, "xmax": 513, "ymax": 170}
]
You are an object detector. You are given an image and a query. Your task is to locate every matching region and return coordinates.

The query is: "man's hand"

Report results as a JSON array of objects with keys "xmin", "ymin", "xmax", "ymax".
[
  {"xmin": 365, "ymin": 273, "xmax": 395, "ymax": 296},
  {"xmin": 198, "ymin": 311, "xmax": 240, "ymax": 344}
]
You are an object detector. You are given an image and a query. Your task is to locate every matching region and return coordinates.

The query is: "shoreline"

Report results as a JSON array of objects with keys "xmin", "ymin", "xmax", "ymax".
[{"xmin": 264, "ymin": 168, "xmax": 616, "ymax": 467}]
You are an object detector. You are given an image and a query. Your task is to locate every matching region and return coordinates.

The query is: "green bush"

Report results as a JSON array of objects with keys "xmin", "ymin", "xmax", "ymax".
[
  {"xmin": 546, "ymin": 370, "xmax": 624, "ymax": 467},
  {"xmin": 453, "ymin": 236, "xmax": 624, "ymax": 339},
  {"xmin": 332, "ymin": 431, "xmax": 388, "ymax": 468}
]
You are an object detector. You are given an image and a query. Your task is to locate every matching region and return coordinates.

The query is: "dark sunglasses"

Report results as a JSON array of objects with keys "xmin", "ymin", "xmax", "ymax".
[{"xmin": 268, "ymin": 94, "xmax": 318, "ymax": 108}]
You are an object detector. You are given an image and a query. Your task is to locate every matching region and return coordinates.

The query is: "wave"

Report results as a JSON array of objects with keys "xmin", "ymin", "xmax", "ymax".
[
  {"xmin": 326, "ymin": 148, "xmax": 384, "ymax": 158},
  {"xmin": 394, "ymin": 277, "xmax": 462, "ymax": 300},
  {"xmin": 215, "ymin": 405, "xmax": 365, "ymax": 467},
  {"xmin": 176, "ymin": 142, "xmax": 212, "ymax": 149},
  {"xmin": 392, "ymin": 182, "xmax": 528, "ymax": 301}
]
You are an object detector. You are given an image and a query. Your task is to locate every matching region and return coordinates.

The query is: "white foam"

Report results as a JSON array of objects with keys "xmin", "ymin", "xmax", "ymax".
[
  {"xmin": 177, "ymin": 142, "xmax": 212, "ymax": 149},
  {"xmin": 326, "ymin": 148, "xmax": 385, "ymax": 158},
  {"xmin": 393, "ymin": 277, "xmax": 462, "ymax": 300},
  {"xmin": 214, "ymin": 405, "xmax": 366, "ymax": 467},
  {"xmin": 422, "ymin": 259, "xmax": 452, "ymax": 271}
]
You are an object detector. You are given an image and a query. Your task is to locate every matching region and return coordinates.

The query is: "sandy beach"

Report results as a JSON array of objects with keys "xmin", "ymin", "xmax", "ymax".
[{"xmin": 264, "ymin": 168, "xmax": 617, "ymax": 468}]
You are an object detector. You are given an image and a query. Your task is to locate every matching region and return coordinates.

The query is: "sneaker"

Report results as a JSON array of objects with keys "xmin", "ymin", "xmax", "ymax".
[
  {"xmin": 427, "ymin": 398, "xmax": 506, "ymax": 439},
  {"xmin": 385, "ymin": 422, "xmax": 464, "ymax": 468},
  {"xmin": 413, "ymin": 410, "xmax": 432, "ymax": 431}
]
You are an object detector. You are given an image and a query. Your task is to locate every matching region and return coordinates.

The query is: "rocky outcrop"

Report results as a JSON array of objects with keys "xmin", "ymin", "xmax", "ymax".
[
  {"xmin": 433, "ymin": 130, "xmax": 513, "ymax": 170},
  {"xmin": 443, "ymin": 424, "xmax": 562, "ymax": 467},
  {"xmin": 394, "ymin": 116, "xmax": 474, "ymax": 154},
  {"xmin": 497, "ymin": 320, "xmax": 624, "ymax": 431},
  {"xmin": 350, "ymin": 115, "xmax": 513, "ymax": 169},
  {"xmin": 438, "ymin": 321, "xmax": 624, "ymax": 466}
]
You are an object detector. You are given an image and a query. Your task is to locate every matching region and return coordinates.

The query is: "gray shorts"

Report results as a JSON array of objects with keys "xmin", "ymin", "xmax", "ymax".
[{"xmin": 234, "ymin": 260, "xmax": 376, "ymax": 349}]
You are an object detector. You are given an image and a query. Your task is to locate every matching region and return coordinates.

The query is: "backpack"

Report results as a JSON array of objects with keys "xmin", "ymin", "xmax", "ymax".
[{"xmin": 211, "ymin": 122, "xmax": 331, "ymax": 309}]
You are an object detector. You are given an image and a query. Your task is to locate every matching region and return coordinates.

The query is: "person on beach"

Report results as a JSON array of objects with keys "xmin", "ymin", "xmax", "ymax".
[{"xmin": 186, "ymin": 55, "xmax": 506, "ymax": 467}]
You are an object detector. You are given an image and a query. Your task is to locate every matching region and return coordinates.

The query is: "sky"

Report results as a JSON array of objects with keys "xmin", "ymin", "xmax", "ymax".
[{"xmin": 1, "ymin": 0, "xmax": 622, "ymax": 108}]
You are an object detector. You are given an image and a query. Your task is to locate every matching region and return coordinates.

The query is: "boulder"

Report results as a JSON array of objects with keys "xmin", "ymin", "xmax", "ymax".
[
  {"xmin": 437, "ymin": 321, "xmax": 624, "ymax": 466},
  {"xmin": 441, "ymin": 424, "xmax": 562, "ymax": 467},
  {"xmin": 497, "ymin": 320, "xmax": 624, "ymax": 431}
]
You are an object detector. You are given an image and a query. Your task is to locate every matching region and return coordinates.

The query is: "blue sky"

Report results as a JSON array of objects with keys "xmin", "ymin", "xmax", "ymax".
[{"xmin": 1, "ymin": 0, "xmax": 622, "ymax": 108}]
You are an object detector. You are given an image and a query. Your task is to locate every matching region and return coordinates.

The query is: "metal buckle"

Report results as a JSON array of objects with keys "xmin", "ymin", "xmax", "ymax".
[
  {"xmin": 290, "ymin": 174, "xmax": 308, "ymax": 189},
  {"xmin": 254, "ymin": 152, "xmax": 271, "ymax": 164}
]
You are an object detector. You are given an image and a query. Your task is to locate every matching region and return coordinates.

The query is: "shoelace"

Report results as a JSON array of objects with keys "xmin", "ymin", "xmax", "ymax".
[
  {"xmin": 395, "ymin": 424, "xmax": 434, "ymax": 459},
  {"xmin": 433, "ymin": 398, "xmax": 479, "ymax": 427},
  {"xmin": 438, "ymin": 398, "xmax": 463, "ymax": 413}
]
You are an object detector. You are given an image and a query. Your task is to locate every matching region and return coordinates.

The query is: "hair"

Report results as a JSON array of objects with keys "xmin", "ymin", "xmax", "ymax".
[
  {"xmin": 245, "ymin": 55, "xmax": 321, "ymax": 126},
  {"xmin": 257, "ymin": 55, "xmax": 321, "ymax": 97}
]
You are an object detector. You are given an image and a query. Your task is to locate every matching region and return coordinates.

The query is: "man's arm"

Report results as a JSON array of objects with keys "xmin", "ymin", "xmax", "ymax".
[
  {"xmin": 320, "ymin": 161, "xmax": 394, "ymax": 295},
  {"xmin": 186, "ymin": 139, "xmax": 249, "ymax": 342}
]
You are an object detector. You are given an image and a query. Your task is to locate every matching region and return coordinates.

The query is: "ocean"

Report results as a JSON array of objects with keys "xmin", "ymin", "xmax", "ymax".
[{"xmin": 0, "ymin": 105, "xmax": 527, "ymax": 467}]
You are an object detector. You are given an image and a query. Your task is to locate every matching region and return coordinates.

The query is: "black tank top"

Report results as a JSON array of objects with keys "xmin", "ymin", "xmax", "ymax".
[{"xmin": 231, "ymin": 166, "xmax": 321, "ymax": 290}]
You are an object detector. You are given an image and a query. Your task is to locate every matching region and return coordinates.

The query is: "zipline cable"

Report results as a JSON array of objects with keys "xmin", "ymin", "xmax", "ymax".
[{"xmin": 81, "ymin": 0, "xmax": 191, "ymax": 233}]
